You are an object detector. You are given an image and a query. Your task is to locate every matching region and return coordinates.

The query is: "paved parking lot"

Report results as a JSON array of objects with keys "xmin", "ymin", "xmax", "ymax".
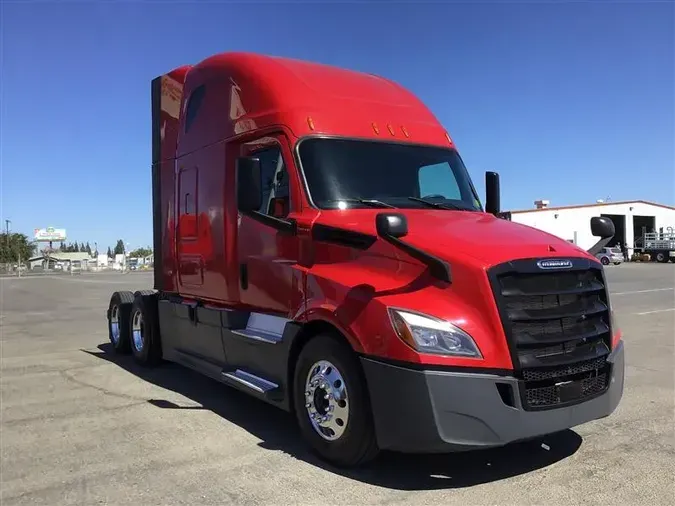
[{"xmin": 1, "ymin": 264, "xmax": 673, "ymax": 505}]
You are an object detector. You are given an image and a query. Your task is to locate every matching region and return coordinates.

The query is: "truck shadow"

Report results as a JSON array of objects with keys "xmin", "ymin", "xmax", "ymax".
[{"xmin": 84, "ymin": 343, "xmax": 583, "ymax": 491}]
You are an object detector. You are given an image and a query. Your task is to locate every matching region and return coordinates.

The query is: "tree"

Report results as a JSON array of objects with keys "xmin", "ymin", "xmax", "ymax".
[
  {"xmin": 107, "ymin": 246, "xmax": 113, "ymax": 257},
  {"xmin": 59, "ymin": 242, "xmax": 66, "ymax": 251},
  {"xmin": 0, "ymin": 233, "xmax": 35, "ymax": 263},
  {"xmin": 114, "ymin": 240, "xmax": 125, "ymax": 255},
  {"xmin": 129, "ymin": 246, "xmax": 153, "ymax": 258}
]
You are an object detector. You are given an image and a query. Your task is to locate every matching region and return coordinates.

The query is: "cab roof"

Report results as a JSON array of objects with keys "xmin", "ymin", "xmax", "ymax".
[{"xmin": 183, "ymin": 51, "xmax": 453, "ymax": 146}]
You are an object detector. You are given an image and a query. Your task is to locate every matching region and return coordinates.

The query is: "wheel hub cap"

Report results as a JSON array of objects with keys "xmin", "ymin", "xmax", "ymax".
[
  {"xmin": 131, "ymin": 309, "xmax": 144, "ymax": 352},
  {"xmin": 304, "ymin": 360, "xmax": 349, "ymax": 441},
  {"xmin": 110, "ymin": 305, "xmax": 120, "ymax": 344}
]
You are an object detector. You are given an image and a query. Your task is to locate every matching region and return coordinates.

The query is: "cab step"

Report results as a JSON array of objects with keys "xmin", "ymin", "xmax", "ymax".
[{"xmin": 221, "ymin": 369, "xmax": 280, "ymax": 396}]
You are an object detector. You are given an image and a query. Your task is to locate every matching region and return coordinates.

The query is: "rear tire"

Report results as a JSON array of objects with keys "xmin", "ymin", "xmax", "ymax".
[
  {"xmin": 600, "ymin": 257, "xmax": 610, "ymax": 265},
  {"xmin": 655, "ymin": 252, "xmax": 668, "ymax": 263},
  {"xmin": 293, "ymin": 333, "xmax": 379, "ymax": 468},
  {"xmin": 108, "ymin": 291, "xmax": 135, "ymax": 354},
  {"xmin": 129, "ymin": 290, "xmax": 162, "ymax": 367}
]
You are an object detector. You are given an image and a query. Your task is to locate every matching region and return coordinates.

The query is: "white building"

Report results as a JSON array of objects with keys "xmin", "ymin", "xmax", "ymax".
[{"xmin": 508, "ymin": 199, "xmax": 675, "ymax": 252}]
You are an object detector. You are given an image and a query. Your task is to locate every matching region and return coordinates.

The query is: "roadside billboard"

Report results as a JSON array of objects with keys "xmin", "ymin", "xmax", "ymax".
[{"xmin": 34, "ymin": 227, "xmax": 67, "ymax": 242}]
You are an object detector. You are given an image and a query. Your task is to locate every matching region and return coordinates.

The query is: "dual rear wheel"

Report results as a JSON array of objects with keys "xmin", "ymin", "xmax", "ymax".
[{"xmin": 107, "ymin": 290, "xmax": 161, "ymax": 366}]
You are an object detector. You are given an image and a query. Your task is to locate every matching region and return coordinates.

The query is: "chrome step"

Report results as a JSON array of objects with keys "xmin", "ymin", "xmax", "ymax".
[{"xmin": 222, "ymin": 369, "xmax": 279, "ymax": 394}]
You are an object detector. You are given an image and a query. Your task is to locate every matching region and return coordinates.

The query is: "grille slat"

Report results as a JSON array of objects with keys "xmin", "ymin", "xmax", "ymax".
[
  {"xmin": 500, "ymin": 273, "xmax": 604, "ymax": 297},
  {"xmin": 507, "ymin": 298, "xmax": 607, "ymax": 321},
  {"xmin": 488, "ymin": 258, "xmax": 613, "ymax": 410},
  {"xmin": 515, "ymin": 321, "xmax": 610, "ymax": 347},
  {"xmin": 518, "ymin": 340, "xmax": 610, "ymax": 369}
]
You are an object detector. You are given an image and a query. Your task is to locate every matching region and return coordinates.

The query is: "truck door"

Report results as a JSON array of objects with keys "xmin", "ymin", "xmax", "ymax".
[{"xmin": 235, "ymin": 135, "xmax": 301, "ymax": 318}]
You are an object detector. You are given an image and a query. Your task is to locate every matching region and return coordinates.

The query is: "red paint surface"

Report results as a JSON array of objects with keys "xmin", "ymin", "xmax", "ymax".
[{"xmin": 154, "ymin": 52, "xmax": 603, "ymax": 370}]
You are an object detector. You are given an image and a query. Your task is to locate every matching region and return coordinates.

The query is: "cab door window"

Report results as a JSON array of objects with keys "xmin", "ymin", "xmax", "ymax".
[{"xmin": 252, "ymin": 146, "xmax": 290, "ymax": 218}]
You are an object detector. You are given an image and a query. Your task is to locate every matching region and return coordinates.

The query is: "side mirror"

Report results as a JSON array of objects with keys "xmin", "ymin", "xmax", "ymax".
[
  {"xmin": 485, "ymin": 171, "xmax": 501, "ymax": 215},
  {"xmin": 375, "ymin": 213, "xmax": 408, "ymax": 238},
  {"xmin": 591, "ymin": 216, "xmax": 615, "ymax": 239},
  {"xmin": 587, "ymin": 216, "xmax": 616, "ymax": 256},
  {"xmin": 236, "ymin": 156, "xmax": 262, "ymax": 213}
]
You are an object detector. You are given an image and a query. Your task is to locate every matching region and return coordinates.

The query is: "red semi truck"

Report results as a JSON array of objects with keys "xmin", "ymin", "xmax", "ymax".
[{"xmin": 106, "ymin": 52, "xmax": 625, "ymax": 467}]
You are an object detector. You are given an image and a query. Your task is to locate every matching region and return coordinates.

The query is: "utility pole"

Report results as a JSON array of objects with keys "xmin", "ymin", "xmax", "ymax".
[{"xmin": 5, "ymin": 219, "xmax": 11, "ymax": 271}]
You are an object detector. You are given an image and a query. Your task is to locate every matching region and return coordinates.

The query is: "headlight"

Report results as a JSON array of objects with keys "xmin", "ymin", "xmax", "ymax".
[{"xmin": 388, "ymin": 309, "xmax": 482, "ymax": 358}]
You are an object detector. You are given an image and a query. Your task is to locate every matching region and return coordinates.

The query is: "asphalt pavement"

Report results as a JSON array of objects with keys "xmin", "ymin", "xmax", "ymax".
[{"xmin": 1, "ymin": 264, "xmax": 673, "ymax": 505}]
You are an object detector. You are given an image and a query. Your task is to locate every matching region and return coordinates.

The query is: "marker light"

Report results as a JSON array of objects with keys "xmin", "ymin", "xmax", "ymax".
[
  {"xmin": 307, "ymin": 116, "xmax": 315, "ymax": 130},
  {"xmin": 372, "ymin": 122, "xmax": 380, "ymax": 134},
  {"xmin": 387, "ymin": 124, "xmax": 395, "ymax": 136},
  {"xmin": 388, "ymin": 309, "xmax": 482, "ymax": 358},
  {"xmin": 401, "ymin": 126, "xmax": 410, "ymax": 138}
]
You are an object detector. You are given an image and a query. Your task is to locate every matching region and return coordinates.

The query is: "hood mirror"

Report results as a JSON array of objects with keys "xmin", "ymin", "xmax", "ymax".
[
  {"xmin": 375, "ymin": 212, "xmax": 451, "ymax": 283},
  {"xmin": 591, "ymin": 216, "xmax": 615, "ymax": 238},
  {"xmin": 587, "ymin": 216, "xmax": 616, "ymax": 256},
  {"xmin": 376, "ymin": 213, "xmax": 408, "ymax": 238}
]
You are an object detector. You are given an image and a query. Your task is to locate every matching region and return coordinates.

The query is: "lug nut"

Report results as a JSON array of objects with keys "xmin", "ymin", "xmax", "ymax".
[
  {"xmin": 305, "ymin": 403, "xmax": 311, "ymax": 408},
  {"xmin": 324, "ymin": 393, "xmax": 330, "ymax": 400}
]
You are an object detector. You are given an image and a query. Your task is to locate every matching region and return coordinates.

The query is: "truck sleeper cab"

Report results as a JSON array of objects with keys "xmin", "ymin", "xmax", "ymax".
[{"xmin": 106, "ymin": 52, "xmax": 625, "ymax": 468}]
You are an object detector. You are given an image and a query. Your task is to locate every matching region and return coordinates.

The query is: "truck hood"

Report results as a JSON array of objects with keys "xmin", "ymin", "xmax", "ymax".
[{"xmin": 314, "ymin": 209, "xmax": 593, "ymax": 268}]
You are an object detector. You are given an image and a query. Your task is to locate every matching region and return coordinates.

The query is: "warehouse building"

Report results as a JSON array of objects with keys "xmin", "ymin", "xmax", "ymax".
[{"xmin": 506, "ymin": 199, "xmax": 675, "ymax": 253}]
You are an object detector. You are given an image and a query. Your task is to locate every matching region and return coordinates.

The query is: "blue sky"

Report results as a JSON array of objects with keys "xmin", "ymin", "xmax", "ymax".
[{"xmin": 2, "ymin": 0, "xmax": 673, "ymax": 251}]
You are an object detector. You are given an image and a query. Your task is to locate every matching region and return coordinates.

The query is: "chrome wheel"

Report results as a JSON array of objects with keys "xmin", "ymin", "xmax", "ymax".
[
  {"xmin": 131, "ymin": 309, "xmax": 144, "ymax": 352},
  {"xmin": 304, "ymin": 360, "xmax": 349, "ymax": 441},
  {"xmin": 110, "ymin": 305, "xmax": 120, "ymax": 345}
]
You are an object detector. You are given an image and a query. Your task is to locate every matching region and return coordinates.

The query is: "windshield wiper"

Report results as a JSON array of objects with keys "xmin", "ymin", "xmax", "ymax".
[
  {"xmin": 407, "ymin": 197, "xmax": 476, "ymax": 211},
  {"xmin": 326, "ymin": 199, "xmax": 396, "ymax": 209}
]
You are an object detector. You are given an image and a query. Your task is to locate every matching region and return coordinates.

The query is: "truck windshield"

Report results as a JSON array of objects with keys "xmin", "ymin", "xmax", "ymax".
[{"xmin": 297, "ymin": 138, "xmax": 482, "ymax": 211}]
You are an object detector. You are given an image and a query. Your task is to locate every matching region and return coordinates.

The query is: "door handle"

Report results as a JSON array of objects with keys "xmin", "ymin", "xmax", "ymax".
[{"xmin": 239, "ymin": 263, "xmax": 248, "ymax": 290}]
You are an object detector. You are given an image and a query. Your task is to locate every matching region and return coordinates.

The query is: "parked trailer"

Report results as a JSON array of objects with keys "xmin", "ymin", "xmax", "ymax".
[
  {"xmin": 641, "ymin": 229, "xmax": 675, "ymax": 263},
  {"xmin": 106, "ymin": 52, "xmax": 625, "ymax": 468}
]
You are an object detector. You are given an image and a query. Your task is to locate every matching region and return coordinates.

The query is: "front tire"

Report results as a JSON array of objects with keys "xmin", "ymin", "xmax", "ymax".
[
  {"xmin": 293, "ymin": 333, "xmax": 379, "ymax": 468},
  {"xmin": 601, "ymin": 257, "xmax": 610, "ymax": 265},
  {"xmin": 129, "ymin": 290, "xmax": 162, "ymax": 367}
]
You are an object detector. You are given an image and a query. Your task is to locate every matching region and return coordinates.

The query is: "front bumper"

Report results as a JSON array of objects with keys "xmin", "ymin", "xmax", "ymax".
[{"xmin": 360, "ymin": 340, "xmax": 625, "ymax": 454}]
